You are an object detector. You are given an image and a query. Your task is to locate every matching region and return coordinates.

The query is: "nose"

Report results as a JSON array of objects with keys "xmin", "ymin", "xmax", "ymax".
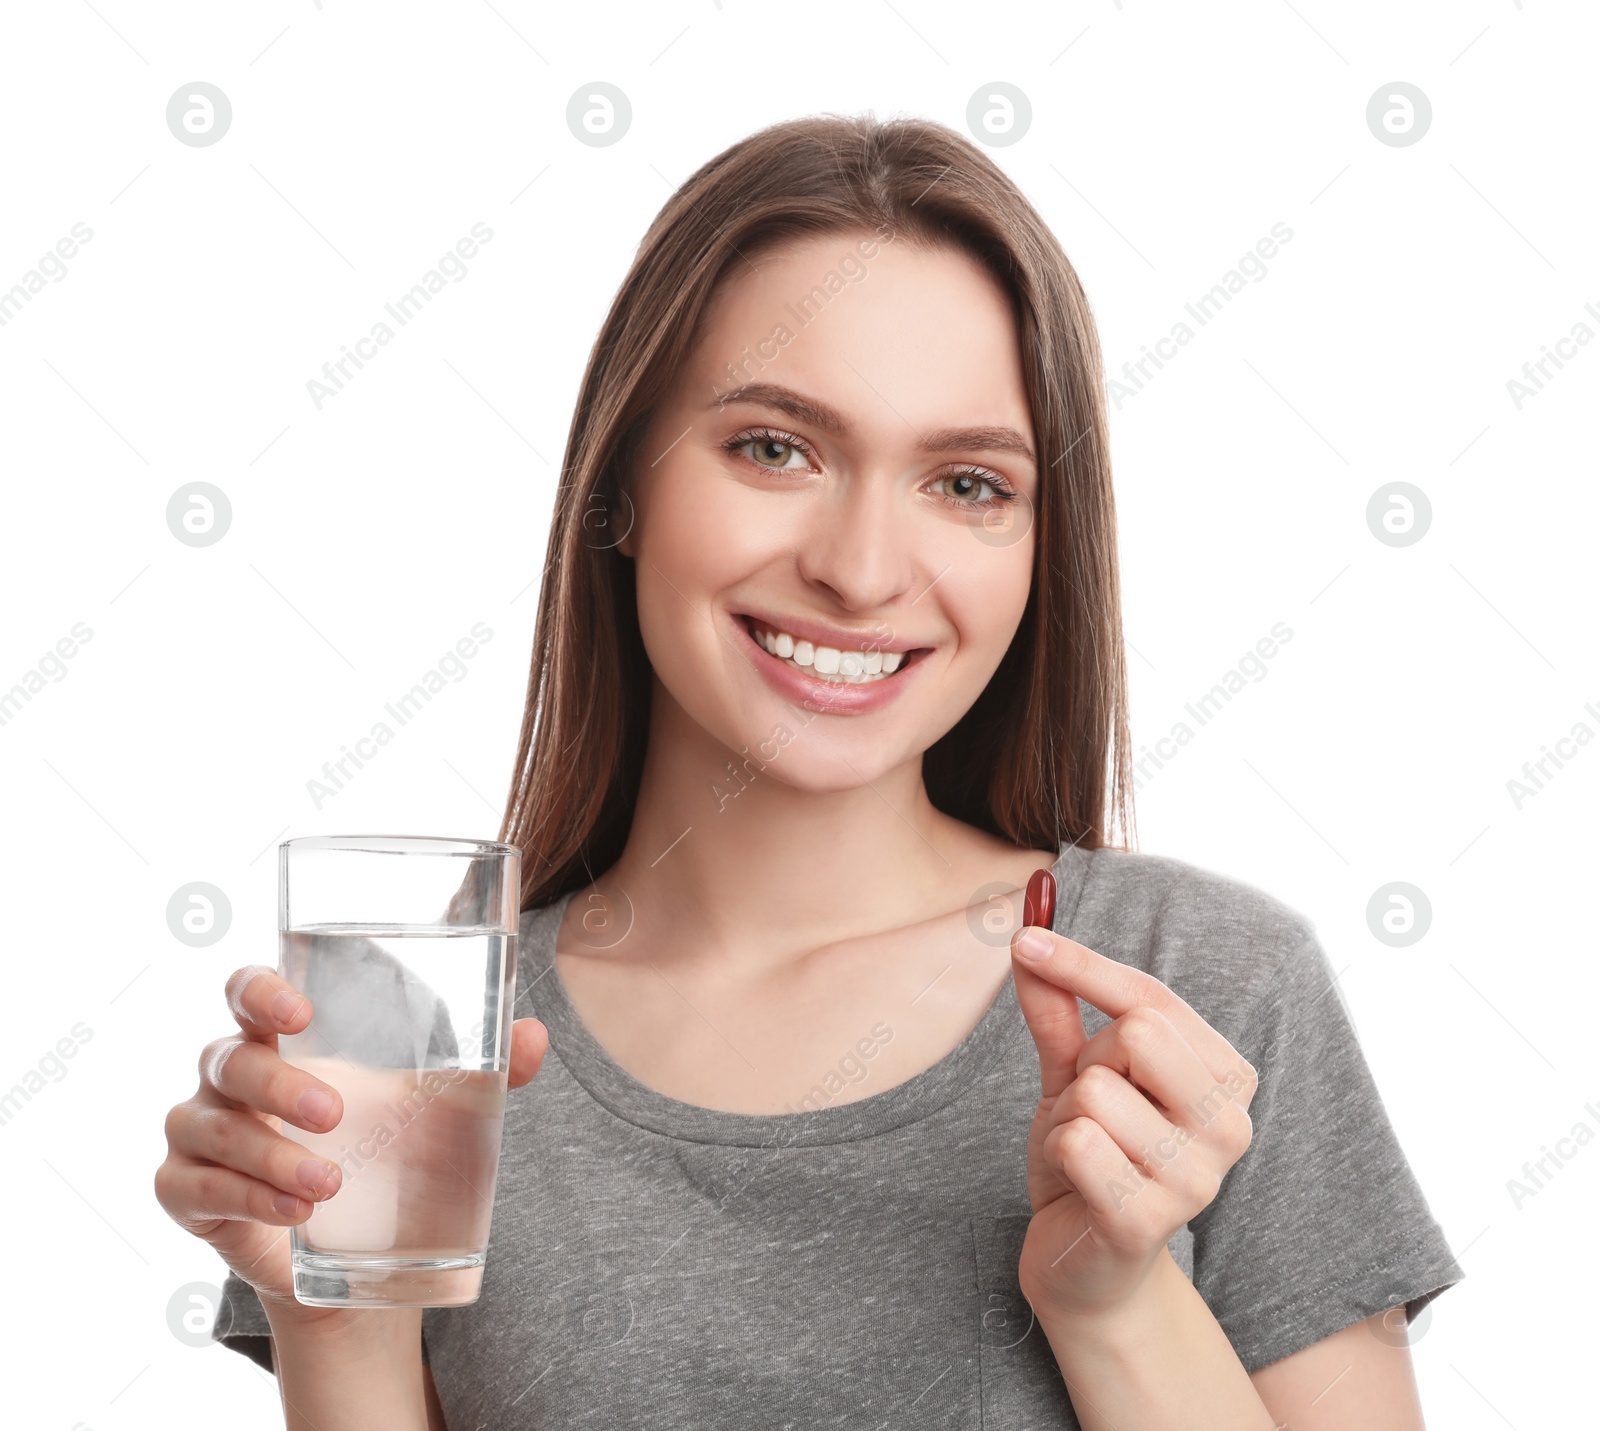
[{"xmin": 792, "ymin": 469, "xmax": 918, "ymax": 613}]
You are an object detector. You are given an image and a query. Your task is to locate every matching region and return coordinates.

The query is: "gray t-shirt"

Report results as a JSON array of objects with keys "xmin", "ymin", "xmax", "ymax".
[{"xmin": 215, "ymin": 842, "xmax": 1463, "ymax": 1426}]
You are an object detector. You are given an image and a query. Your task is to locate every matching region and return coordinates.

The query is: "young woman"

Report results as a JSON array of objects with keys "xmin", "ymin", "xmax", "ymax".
[{"xmin": 157, "ymin": 113, "xmax": 1462, "ymax": 1429}]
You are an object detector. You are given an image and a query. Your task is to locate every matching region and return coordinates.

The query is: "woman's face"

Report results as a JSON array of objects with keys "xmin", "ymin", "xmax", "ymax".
[{"xmin": 619, "ymin": 229, "xmax": 1038, "ymax": 791}]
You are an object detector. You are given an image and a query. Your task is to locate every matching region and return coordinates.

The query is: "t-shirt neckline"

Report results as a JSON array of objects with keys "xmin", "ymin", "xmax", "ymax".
[{"xmin": 519, "ymin": 843, "xmax": 1091, "ymax": 1147}]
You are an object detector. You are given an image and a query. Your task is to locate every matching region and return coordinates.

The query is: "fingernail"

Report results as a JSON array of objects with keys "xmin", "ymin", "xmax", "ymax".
[
  {"xmin": 297, "ymin": 1088, "xmax": 335, "ymax": 1127},
  {"xmin": 297, "ymin": 1158, "xmax": 333, "ymax": 1196},
  {"xmin": 273, "ymin": 1192, "xmax": 303, "ymax": 1216},
  {"xmin": 1014, "ymin": 927, "xmax": 1052, "ymax": 962},
  {"xmin": 272, "ymin": 989, "xmax": 307, "ymax": 1025}
]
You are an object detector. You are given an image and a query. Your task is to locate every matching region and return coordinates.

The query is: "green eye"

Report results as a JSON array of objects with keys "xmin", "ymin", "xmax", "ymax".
[
  {"xmin": 746, "ymin": 436, "xmax": 807, "ymax": 470},
  {"xmin": 720, "ymin": 428, "xmax": 1018, "ymax": 511},
  {"xmin": 720, "ymin": 427, "xmax": 816, "ymax": 471},
  {"xmin": 941, "ymin": 471, "xmax": 996, "ymax": 503}
]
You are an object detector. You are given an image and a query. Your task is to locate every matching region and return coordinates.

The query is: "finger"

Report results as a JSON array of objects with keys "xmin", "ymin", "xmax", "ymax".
[
  {"xmin": 1045, "ymin": 1116, "xmax": 1151, "ymax": 1227},
  {"xmin": 166, "ymin": 1101, "xmax": 343, "ymax": 1204},
  {"xmin": 1049, "ymin": 1063, "xmax": 1178, "ymax": 1175},
  {"xmin": 1013, "ymin": 864, "xmax": 1079, "ymax": 1102},
  {"xmin": 1010, "ymin": 928, "xmax": 1242, "ymax": 1082},
  {"xmin": 508, "ymin": 1018, "xmax": 549, "ymax": 1090},
  {"xmin": 154, "ymin": 1156, "xmax": 318, "ymax": 1230},
  {"xmin": 1074, "ymin": 1007, "xmax": 1222, "ymax": 1116},
  {"xmin": 201, "ymin": 1038, "xmax": 344, "ymax": 1133},
  {"xmin": 1012, "ymin": 957, "xmax": 1087, "ymax": 1103},
  {"xmin": 1075, "ymin": 1011, "xmax": 1254, "ymax": 1172},
  {"xmin": 224, "ymin": 964, "xmax": 313, "ymax": 1043}
]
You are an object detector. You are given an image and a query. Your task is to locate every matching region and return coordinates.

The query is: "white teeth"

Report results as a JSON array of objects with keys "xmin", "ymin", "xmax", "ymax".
[{"xmin": 746, "ymin": 617, "xmax": 917, "ymax": 685}]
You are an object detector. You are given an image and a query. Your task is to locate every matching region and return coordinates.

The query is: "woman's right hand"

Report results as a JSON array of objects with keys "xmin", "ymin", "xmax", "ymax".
[{"xmin": 154, "ymin": 963, "xmax": 550, "ymax": 1328}]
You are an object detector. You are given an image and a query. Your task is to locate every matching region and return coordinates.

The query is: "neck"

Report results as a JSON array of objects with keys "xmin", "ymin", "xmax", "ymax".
[{"xmin": 596, "ymin": 679, "xmax": 979, "ymax": 968}]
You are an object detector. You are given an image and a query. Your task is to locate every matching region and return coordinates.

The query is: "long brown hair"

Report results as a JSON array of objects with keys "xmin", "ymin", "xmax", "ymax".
[{"xmin": 499, "ymin": 111, "xmax": 1133, "ymax": 913}]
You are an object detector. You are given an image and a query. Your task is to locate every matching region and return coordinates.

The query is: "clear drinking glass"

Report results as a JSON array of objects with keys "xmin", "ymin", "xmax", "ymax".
[{"xmin": 276, "ymin": 834, "xmax": 521, "ymax": 1308}]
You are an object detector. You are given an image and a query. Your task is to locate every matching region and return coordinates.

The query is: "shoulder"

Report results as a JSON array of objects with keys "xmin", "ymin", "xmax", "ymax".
[
  {"xmin": 514, "ymin": 891, "xmax": 574, "ymax": 1019},
  {"xmin": 1055, "ymin": 842, "xmax": 1320, "ymax": 1038}
]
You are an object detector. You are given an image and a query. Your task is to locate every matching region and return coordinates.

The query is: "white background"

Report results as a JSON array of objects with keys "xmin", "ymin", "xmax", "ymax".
[{"xmin": 1, "ymin": 1, "xmax": 1593, "ymax": 1426}]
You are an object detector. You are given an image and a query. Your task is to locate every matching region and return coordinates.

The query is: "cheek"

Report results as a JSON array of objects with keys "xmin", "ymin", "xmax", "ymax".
[
  {"xmin": 639, "ymin": 460, "xmax": 804, "ymax": 596},
  {"xmin": 630, "ymin": 474, "xmax": 765, "ymax": 668},
  {"xmin": 940, "ymin": 544, "xmax": 1034, "ymax": 672},
  {"xmin": 636, "ymin": 466, "xmax": 769, "ymax": 578}
]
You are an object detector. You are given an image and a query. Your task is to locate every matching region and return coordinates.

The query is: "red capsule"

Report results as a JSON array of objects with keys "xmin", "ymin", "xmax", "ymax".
[{"xmin": 1023, "ymin": 867, "xmax": 1056, "ymax": 930}]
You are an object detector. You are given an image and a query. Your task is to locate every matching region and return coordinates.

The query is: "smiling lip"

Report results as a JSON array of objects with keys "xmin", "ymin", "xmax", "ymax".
[
  {"xmin": 730, "ymin": 610, "xmax": 931, "ymax": 716},
  {"xmin": 735, "ymin": 607, "xmax": 929, "ymax": 657}
]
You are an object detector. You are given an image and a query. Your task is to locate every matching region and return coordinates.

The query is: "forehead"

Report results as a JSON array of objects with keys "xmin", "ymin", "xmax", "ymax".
[{"xmin": 684, "ymin": 231, "xmax": 1033, "ymax": 445}]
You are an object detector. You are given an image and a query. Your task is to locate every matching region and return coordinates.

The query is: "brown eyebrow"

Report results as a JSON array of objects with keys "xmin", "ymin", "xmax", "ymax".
[{"xmin": 707, "ymin": 381, "xmax": 1037, "ymax": 467}]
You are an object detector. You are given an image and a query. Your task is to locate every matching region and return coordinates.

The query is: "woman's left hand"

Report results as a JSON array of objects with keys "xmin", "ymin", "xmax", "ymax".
[{"xmin": 1007, "ymin": 920, "xmax": 1259, "ymax": 1325}]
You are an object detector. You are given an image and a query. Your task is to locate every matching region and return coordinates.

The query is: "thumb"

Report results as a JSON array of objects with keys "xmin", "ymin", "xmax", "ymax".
[
  {"xmin": 1012, "ymin": 865, "xmax": 1082, "ymax": 1101},
  {"xmin": 507, "ymin": 1016, "xmax": 550, "ymax": 1090}
]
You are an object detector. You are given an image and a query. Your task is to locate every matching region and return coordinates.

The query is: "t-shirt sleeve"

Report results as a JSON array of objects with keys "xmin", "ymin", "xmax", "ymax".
[
  {"xmin": 210, "ymin": 1268, "xmax": 434, "ymax": 1372},
  {"xmin": 212, "ymin": 1270, "xmax": 276, "ymax": 1372},
  {"xmin": 1185, "ymin": 927, "xmax": 1464, "ymax": 1373}
]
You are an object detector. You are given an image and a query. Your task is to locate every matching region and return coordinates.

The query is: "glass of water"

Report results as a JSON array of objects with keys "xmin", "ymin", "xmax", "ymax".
[{"xmin": 276, "ymin": 834, "xmax": 521, "ymax": 1308}]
